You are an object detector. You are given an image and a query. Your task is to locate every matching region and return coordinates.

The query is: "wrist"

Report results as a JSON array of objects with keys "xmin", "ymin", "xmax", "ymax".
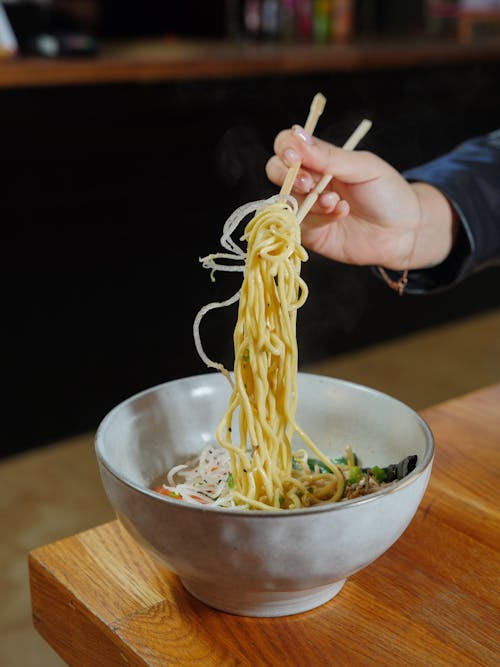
[{"xmin": 409, "ymin": 182, "xmax": 459, "ymax": 269}]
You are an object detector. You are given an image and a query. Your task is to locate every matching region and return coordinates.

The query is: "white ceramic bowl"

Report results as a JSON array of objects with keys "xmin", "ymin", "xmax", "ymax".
[{"xmin": 95, "ymin": 372, "xmax": 434, "ymax": 617}]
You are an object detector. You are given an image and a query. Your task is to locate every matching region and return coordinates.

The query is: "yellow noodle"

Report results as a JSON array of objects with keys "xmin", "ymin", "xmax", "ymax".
[{"xmin": 212, "ymin": 198, "xmax": 344, "ymax": 510}]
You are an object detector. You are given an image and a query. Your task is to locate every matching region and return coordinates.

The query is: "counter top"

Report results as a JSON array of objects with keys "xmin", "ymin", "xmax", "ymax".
[{"xmin": 2, "ymin": 37, "xmax": 500, "ymax": 89}]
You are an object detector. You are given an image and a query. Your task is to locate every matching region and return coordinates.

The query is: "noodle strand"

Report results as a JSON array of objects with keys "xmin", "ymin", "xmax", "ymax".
[{"xmin": 194, "ymin": 195, "xmax": 344, "ymax": 509}]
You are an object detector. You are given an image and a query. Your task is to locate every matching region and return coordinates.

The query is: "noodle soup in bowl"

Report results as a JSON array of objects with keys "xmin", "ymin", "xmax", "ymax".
[{"xmin": 95, "ymin": 371, "xmax": 434, "ymax": 617}]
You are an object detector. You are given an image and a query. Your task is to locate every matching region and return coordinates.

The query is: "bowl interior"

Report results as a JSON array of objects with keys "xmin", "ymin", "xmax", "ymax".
[{"xmin": 96, "ymin": 372, "xmax": 433, "ymax": 492}]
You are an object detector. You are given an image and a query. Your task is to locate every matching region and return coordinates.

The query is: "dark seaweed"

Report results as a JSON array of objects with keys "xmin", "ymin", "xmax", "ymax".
[
  {"xmin": 365, "ymin": 455, "xmax": 418, "ymax": 482},
  {"xmin": 307, "ymin": 454, "xmax": 418, "ymax": 483}
]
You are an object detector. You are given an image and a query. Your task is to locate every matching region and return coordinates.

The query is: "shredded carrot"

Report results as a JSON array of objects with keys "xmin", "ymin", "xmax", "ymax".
[{"xmin": 153, "ymin": 486, "xmax": 183, "ymax": 499}]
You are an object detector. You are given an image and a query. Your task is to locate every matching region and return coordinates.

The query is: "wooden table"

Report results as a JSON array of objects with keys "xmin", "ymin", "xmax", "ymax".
[{"xmin": 29, "ymin": 384, "xmax": 500, "ymax": 666}]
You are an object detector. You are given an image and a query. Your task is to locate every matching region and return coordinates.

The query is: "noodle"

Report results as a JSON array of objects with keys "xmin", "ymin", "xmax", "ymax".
[
  {"xmin": 192, "ymin": 195, "xmax": 345, "ymax": 510},
  {"xmin": 155, "ymin": 120, "xmax": 411, "ymax": 510}
]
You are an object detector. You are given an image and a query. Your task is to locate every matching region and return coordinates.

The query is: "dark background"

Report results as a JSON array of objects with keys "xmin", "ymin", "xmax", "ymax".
[{"xmin": 2, "ymin": 2, "xmax": 500, "ymax": 458}]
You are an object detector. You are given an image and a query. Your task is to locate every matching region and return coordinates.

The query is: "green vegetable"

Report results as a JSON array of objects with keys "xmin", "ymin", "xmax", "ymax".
[
  {"xmin": 307, "ymin": 458, "xmax": 332, "ymax": 474},
  {"xmin": 227, "ymin": 472, "xmax": 234, "ymax": 489},
  {"xmin": 360, "ymin": 456, "xmax": 418, "ymax": 482},
  {"xmin": 334, "ymin": 452, "xmax": 358, "ymax": 466},
  {"xmin": 347, "ymin": 466, "xmax": 363, "ymax": 484},
  {"xmin": 308, "ymin": 453, "xmax": 360, "ymax": 473},
  {"xmin": 370, "ymin": 465, "xmax": 387, "ymax": 482}
]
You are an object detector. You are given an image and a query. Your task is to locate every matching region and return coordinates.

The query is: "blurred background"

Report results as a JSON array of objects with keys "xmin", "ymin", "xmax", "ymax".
[{"xmin": 1, "ymin": 1, "xmax": 500, "ymax": 665}]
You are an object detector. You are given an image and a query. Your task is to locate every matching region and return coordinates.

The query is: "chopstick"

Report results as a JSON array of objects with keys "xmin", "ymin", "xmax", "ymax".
[
  {"xmin": 296, "ymin": 119, "xmax": 372, "ymax": 223},
  {"xmin": 280, "ymin": 92, "xmax": 326, "ymax": 197}
]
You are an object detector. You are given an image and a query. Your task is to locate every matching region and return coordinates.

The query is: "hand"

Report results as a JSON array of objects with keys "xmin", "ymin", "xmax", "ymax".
[{"xmin": 265, "ymin": 126, "xmax": 458, "ymax": 270}]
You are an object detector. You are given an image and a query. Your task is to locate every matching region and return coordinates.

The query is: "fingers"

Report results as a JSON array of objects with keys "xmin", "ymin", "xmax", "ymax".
[
  {"xmin": 265, "ymin": 123, "xmax": 365, "ymax": 220},
  {"xmin": 318, "ymin": 191, "xmax": 342, "ymax": 214},
  {"xmin": 327, "ymin": 197, "xmax": 350, "ymax": 219},
  {"xmin": 265, "ymin": 155, "xmax": 314, "ymax": 194},
  {"xmin": 266, "ymin": 153, "xmax": 352, "ymax": 219},
  {"xmin": 272, "ymin": 126, "xmax": 382, "ymax": 184},
  {"xmin": 315, "ymin": 193, "xmax": 350, "ymax": 221}
]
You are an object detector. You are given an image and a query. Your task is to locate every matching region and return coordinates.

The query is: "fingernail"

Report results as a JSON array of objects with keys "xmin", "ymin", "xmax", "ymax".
[
  {"xmin": 336, "ymin": 200, "xmax": 350, "ymax": 217},
  {"xmin": 284, "ymin": 148, "xmax": 300, "ymax": 166},
  {"xmin": 292, "ymin": 124, "xmax": 314, "ymax": 145},
  {"xmin": 295, "ymin": 173, "xmax": 313, "ymax": 193},
  {"xmin": 320, "ymin": 192, "xmax": 339, "ymax": 209}
]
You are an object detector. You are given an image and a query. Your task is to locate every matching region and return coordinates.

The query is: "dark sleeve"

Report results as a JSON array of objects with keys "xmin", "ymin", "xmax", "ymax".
[{"xmin": 380, "ymin": 129, "xmax": 500, "ymax": 294}]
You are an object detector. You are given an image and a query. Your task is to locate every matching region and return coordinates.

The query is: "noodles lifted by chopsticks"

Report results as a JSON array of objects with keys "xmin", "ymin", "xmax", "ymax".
[{"xmin": 193, "ymin": 194, "xmax": 345, "ymax": 510}]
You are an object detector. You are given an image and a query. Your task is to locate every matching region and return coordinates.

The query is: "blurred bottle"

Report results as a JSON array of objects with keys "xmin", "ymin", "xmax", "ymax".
[
  {"xmin": 313, "ymin": 0, "xmax": 333, "ymax": 42},
  {"xmin": 226, "ymin": 0, "xmax": 356, "ymax": 43},
  {"xmin": 280, "ymin": 0, "xmax": 296, "ymax": 40},
  {"xmin": 261, "ymin": 0, "xmax": 281, "ymax": 39},
  {"xmin": 244, "ymin": 0, "xmax": 261, "ymax": 38},
  {"xmin": 295, "ymin": 0, "xmax": 313, "ymax": 40},
  {"xmin": 332, "ymin": 0, "xmax": 354, "ymax": 42}
]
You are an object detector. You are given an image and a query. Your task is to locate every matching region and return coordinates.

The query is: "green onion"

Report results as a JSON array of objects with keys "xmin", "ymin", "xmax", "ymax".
[
  {"xmin": 307, "ymin": 458, "xmax": 332, "ymax": 474},
  {"xmin": 227, "ymin": 472, "xmax": 234, "ymax": 489},
  {"xmin": 347, "ymin": 466, "xmax": 363, "ymax": 484},
  {"xmin": 370, "ymin": 466, "xmax": 387, "ymax": 482},
  {"xmin": 335, "ymin": 452, "xmax": 358, "ymax": 465}
]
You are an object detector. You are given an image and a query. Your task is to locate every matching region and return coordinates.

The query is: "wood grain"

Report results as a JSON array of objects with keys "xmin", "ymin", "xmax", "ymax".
[
  {"xmin": 2, "ymin": 38, "xmax": 500, "ymax": 89},
  {"xmin": 29, "ymin": 384, "xmax": 500, "ymax": 666}
]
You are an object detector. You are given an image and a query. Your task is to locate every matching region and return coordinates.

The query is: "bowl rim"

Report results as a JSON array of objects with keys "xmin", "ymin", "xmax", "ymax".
[{"xmin": 95, "ymin": 371, "xmax": 435, "ymax": 518}]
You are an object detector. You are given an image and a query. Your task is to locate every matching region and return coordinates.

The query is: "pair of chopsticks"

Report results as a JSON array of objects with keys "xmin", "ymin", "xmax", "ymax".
[{"xmin": 280, "ymin": 93, "xmax": 372, "ymax": 223}]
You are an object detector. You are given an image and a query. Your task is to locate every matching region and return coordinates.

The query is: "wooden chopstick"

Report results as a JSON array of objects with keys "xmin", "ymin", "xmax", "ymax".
[{"xmin": 280, "ymin": 92, "xmax": 326, "ymax": 197}]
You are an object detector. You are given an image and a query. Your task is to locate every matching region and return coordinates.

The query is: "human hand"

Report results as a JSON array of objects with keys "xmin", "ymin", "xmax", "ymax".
[{"xmin": 265, "ymin": 125, "xmax": 457, "ymax": 270}]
